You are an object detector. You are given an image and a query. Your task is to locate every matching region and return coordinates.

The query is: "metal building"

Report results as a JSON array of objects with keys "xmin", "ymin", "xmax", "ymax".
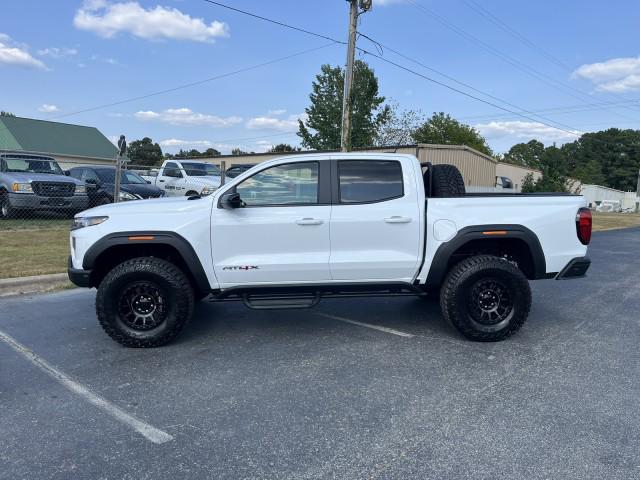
[{"xmin": 213, "ymin": 144, "xmax": 499, "ymax": 188}]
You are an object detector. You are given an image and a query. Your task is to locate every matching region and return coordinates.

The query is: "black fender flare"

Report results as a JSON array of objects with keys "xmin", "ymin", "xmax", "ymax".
[
  {"xmin": 424, "ymin": 224, "xmax": 547, "ymax": 288},
  {"xmin": 83, "ymin": 231, "xmax": 211, "ymax": 292}
]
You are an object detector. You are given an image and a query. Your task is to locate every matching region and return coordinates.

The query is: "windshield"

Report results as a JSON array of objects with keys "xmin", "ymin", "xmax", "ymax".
[
  {"xmin": 3, "ymin": 158, "xmax": 63, "ymax": 175},
  {"xmin": 96, "ymin": 170, "xmax": 148, "ymax": 184},
  {"xmin": 181, "ymin": 162, "xmax": 221, "ymax": 177}
]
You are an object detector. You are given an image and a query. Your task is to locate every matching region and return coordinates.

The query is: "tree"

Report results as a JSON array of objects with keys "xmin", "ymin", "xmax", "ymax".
[
  {"xmin": 561, "ymin": 128, "xmax": 640, "ymax": 190},
  {"xmin": 520, "ymin": 146, "xmax": 569, "ymax": 193},
  {"xmin": 412, "ymin": 112, "xmax": 493, "ymax": 156},
  {"xmin": 127, "ymin": 137, "xmax": 163, "ymax": 166},
  {"xmin": 203, "ymin": 148, "xmax": 221, "ymax": 157},
  {"xmin": 502, "ymin": 140, "xmax": 545, "ymax": 168},
  {"xmin": 298, "ymin": 60, "xmax": 390, "ymax": 150},
  {"xmin": 269, "ymin": 143, "xmax": 300, "ymax": 153},
  {"xmin": 521, "ymin": 173, "xmax": 536, "ymax": 193},
  {"xmin": 374, "ymin": 101, "xmax": 425, "ymax": 147},
  {"xmin": 1, "ymin": 111, "xmax": 16, "ymax": 117},
  {"xmin": 232, "ymin": 148, "xmax": 253, "ymax": 156}
]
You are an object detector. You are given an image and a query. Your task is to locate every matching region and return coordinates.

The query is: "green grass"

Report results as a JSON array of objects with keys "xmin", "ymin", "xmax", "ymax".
[
  {"xmin": 0, "ymin": 218, "xmax": 71, "ymax": 231},
  {"xmin": 0, "ymin": 223, "xmax": 69, "ymax": 278}
]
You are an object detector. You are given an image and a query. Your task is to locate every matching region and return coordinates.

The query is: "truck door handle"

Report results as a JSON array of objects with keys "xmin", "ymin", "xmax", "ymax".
[
  {"xmin": 384, "ymin": 216, "xmax": 411, "ymax": 224},
  {"xmin": 159, "ymin": 179, "xmax": 165, "ymax": 182},
  {"xmin": 296, "ymin": 218, "xmax": 324, "ymax": 226}
]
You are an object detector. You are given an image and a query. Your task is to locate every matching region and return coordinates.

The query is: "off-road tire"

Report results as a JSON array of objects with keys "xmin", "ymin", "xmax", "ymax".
[
  {"xmin": 430, "ymin": 164, "xmax": 466, "ymax": 197},
  {"xmin": 0, "ymin": 192, "xmax": 16, "ymax": 219},
  {"xmin": 96, "ymin": 257, "xmax": 194, "ymax": 347},
  {"xmin": 440, "ymin": 255, "xmax": 531, "ymax": 341}
]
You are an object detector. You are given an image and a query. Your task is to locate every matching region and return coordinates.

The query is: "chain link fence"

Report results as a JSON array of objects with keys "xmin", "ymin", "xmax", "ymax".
[{"xmin": 0, "ymin": 155, "xmax": 227, "ymax": 280}]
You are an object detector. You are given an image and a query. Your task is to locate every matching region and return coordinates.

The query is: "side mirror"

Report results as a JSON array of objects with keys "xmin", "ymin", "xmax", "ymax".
[
  {"xmin": 220, "ymin": 192, "xmax": 243, "ymax": 209},
  {"xmin": 146, "ymin": 180, "xmax": 151, "ymax": 184},
  {"xmin": 64, "ymin": 170, "xmax": 70, "ymax": 176},
  {"xmin": 85, "ymin": 178, "xmax": 99, "ymax": 185}
]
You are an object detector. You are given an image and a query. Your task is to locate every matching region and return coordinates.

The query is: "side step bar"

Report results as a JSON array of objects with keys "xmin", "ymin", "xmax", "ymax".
[{"xmin": 209, "ymin": 282, "xmax": 427, "ymax": 310}]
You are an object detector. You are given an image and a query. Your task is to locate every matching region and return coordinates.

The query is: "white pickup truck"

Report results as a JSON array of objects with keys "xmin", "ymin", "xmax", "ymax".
[
  {"xmin": 141, "ymin": 159, "xmax": 222, "ymax": 197},
  {"xmin": 68, "ymin": 153, "xmax": 592, "ymax": 347}
]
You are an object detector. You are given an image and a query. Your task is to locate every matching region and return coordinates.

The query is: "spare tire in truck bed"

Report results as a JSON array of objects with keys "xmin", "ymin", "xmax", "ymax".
[{"xmin": 429, "ymin": 164, "xmax": 466, "ymax": 197}]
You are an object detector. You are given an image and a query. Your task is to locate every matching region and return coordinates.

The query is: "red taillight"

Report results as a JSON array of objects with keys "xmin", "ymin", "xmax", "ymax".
[{"xmin": 576, "ymin": 208, "xmax": 592, "ymax": 245}]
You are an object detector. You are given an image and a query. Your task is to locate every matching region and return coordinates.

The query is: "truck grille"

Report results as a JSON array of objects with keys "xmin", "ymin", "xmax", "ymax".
[{"xmin": 31, "ymin": 182, "xmax": 76, "ymax": 197}]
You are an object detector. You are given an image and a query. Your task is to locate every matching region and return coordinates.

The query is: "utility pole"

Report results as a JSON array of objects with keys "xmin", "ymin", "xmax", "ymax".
[{"xmin": 340, "ymin": 0, "xmax": 360, "ymax": 152}]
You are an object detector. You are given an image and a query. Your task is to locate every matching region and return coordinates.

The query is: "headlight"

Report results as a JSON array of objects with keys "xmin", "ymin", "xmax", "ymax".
[
  {"xmin": 201, "ymin": 185, "xmax": 217, "ymax": 196},
  {"xmin": 119, "ymin": 191, "xmax": 138, "ymax": 201},
  {"xmin": 75, "ymin": 185, "xmax": 87, "ymax": 194},
  {"xmin": 12, "ymin": 183, "xmax": 32, "ymax": 193},
  {"xmin": 71, "ymin": 216, "xmax": 109, "ymax": 230}
]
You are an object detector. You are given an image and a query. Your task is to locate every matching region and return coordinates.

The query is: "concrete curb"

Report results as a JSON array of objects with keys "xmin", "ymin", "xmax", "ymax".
[{"xmin": 0, "ymin": 273, "xmax": 73, "ymax": 298}]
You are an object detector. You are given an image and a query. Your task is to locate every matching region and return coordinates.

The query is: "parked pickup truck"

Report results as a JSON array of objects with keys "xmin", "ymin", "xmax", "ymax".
[
  {"xmin": 68, "ymin": 153, "xmax": 592, "ymax": 347},
  {"xmin": 140, "ymin": 159, "xmax": 222, "ymax": 197},
  {"xmin": 0, "ymin": 153, "xmax": 88, "ymax": 218}
]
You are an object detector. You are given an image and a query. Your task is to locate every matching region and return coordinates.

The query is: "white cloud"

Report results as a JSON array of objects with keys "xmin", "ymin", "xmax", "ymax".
[
  {"xmin": 38, "ymin": 104, "xmax": 59, "ymax": 113},
  {"xmin": 267, "ymin": 109, "xmax": 287, "ymax": 116},
  {"xmin": 0, "ymin": 33, "xmax": 47, "ymax": 69},
  {"xmin": 573, "ymin": 56, "xmax": 640, "ymax": 92},
  {"xmin": 37, "ymin": 47, "xmax": 78, "ymax": 58},
  {"xmin": 475, "ymin": 121, "xmax": 579, "ymax": 144},
  {"xmin": 74, "ymin": 1, "xmax": 229, "ymax": 43},
  {"xmin": 135, "ymin": 108, "xmax": 242, "ymax": 127},
  {"xmin": 246, "ymin": 113, "xmax": 304, "ymax": 131},
  {"xmin": 159, "ymin": 139, "xmax": 213, "ymax": 148}
]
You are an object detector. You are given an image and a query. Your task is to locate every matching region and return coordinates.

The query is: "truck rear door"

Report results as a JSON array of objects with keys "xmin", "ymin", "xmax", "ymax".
[{"xmin": 329, "ymin": 157, "xmax": 422, "ymax": 282}]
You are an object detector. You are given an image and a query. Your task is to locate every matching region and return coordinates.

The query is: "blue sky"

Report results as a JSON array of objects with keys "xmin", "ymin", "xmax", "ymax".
[{"xmin": 2, "ymin": 0, "xmax": 640, "ymax": 154}]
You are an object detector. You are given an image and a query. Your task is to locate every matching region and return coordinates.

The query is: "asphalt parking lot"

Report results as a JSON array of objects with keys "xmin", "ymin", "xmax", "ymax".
[{"xmin": 1, "ymin": 228, "xmax": 639, "ymax": 480}]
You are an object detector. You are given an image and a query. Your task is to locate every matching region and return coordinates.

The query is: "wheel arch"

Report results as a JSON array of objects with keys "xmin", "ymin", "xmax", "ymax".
[
  {"xmin": 425, "ymin": 224, "xmax": 547, "ymax": 288},
  {"xmin": 83, "ymin": 231, "xmax": 210, "ymax": 293}
]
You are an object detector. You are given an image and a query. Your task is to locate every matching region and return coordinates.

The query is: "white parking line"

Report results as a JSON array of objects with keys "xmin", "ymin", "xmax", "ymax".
[
  {"xmin": 0, "ymin": 329, "xmax": 173, "ymax": 445},
  {"xmin": 316, "ymin": 313, "xmax": 415, "ymax": 338}
]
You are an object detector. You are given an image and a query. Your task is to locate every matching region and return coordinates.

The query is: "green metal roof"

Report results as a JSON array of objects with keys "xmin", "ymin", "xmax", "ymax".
[{"xmin": 0, "ymin": 116, "xmax": 117, "ymax": 160}]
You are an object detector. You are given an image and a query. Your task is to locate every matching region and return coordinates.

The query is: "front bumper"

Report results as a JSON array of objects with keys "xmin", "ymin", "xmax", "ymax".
[
  {"xmin": 556, "ymin": 256, "xmax": 591, "ymax": 280},
  {"xmin": 9, "ymin": 192, "xmax": 89, "ymax": 210},
  {"xmin": 68, "ymin": 256, "xmax": 92, "ymax": 287}
]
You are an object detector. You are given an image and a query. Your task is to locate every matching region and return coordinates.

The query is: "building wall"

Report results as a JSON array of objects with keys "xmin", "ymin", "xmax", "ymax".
[
  {"xmin": 581, "ymin": 184, "xmax": 627, "ymax": 207},
  {"xmin": 210, "ymin": 144, "xmax": 498, "ymax": 188},
  {"xmin": 496, "ymin": 163, "xmax": 542, "ymax": 192}
]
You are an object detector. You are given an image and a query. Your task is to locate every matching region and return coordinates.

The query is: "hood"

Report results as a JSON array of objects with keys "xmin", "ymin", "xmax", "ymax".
[
  {"xmin": 78, "ymin": 195, "xmax": 211, "ymax": 217},
  {"xmin": 187, "ymin": 176, "xmax": 221, "ymax": 187},
  {"xmin": 102, "ymin": 182, "xmax": 164, "ymax": 198},
  {"xmin": 6, "ymin": 172, "xmax": 84, "ymax": 185}
]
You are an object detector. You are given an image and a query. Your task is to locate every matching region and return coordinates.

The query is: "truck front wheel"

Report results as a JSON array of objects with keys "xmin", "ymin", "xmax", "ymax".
[
  {"xmin": 96, "ymin": 257, "xmax": 194, "ymax": 347},
  {"xmin": 439, "ymin": 255, "xmax": 531, "ymax": 341},
  {"xmin": 0, "ymin": 193, "xmax": 16, "ymax": 219}
]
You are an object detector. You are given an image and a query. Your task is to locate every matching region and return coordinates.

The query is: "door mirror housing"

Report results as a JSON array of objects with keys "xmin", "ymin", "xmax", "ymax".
[{"xmin": 220, "ymin": 192, "xmax": 243, "ymax": 209}]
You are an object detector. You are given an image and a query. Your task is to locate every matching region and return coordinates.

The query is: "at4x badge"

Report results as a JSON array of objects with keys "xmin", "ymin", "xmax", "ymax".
[{"xmin": 222, "ymin": 265, "xmax": 260, "ymax": 271}]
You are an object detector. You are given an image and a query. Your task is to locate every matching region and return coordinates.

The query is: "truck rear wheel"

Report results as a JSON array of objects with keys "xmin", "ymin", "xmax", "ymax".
[
  {"xmin": 96, "ymin": 257, "xmax": 194, "ymax": 347},
  {"xmin": 439, "ymin": 255, "xmax": 531, "ymax": 341}
]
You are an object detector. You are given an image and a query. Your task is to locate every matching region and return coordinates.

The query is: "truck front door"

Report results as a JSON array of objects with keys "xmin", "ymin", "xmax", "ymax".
[{"xmin": 212, "ymin": 160, "xmax": 331, "ymax": 287}]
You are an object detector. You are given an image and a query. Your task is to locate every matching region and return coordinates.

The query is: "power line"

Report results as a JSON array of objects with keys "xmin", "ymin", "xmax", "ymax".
[
  {"xmin": 460, "ymin": 0, "xmax": 640, "ymax": 113},
  {"xmin": 356, "ymin": 47, "xmax": 582, "ymax": 138},
  {"xmin": 201, "ymin": 0, "xmax": 344, "ymax": 45},
  {"xmin": 405, "ymin": 0, "xmax": 638, "ymax": 122},
  {"xmin": 357, "ymin": 32, "xmax": 583, "ymax": 133},
  {"xmin": 461, "ymin": 0, "xmax": 571, "ymax": 72},
  {"xmin": 199, "ymin": 0, "xmax": 584, "ymax": 137},
  {"xmin": 50, "ymin": 43, "xmax": 337, "ymax": 121}
]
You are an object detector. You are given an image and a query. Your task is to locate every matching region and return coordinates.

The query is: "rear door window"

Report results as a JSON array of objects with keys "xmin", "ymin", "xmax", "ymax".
[{"xmin": 338, "ymin": 160, "xmax": 403, "ymax": 203}]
